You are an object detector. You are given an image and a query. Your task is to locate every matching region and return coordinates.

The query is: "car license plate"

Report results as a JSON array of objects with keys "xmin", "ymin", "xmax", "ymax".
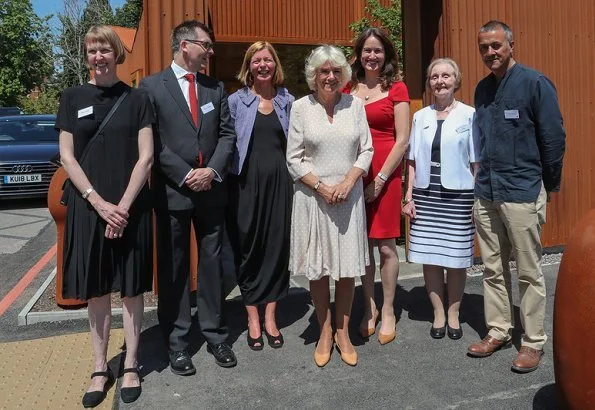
[{"xmin": 3, "ymin": 174, "xmax": 42, "ymax": 184}]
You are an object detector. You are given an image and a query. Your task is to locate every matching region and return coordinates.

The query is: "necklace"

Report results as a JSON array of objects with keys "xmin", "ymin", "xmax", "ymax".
[
  {"xmin": 434, "ymin": 99, "xmax": 457, "ymax": 113},
  {"xmin": 361, "ymin": 82, "xmax": 380, "ymax": 101}
]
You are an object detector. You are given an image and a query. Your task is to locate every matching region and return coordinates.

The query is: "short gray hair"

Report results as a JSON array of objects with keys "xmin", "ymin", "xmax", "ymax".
[
  {"xmin": 304, "ymin": 45, "xmax": 351, "ymax": 91},
  {"xmin": 479, "ymin": 20, "xmax": 514, "ymax": 44},
  {"xmin": 426, "ymin": 58, "xmax": 462, "ymax": 92}
]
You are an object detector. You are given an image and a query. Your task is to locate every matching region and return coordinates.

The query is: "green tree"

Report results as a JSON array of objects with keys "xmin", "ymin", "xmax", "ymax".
[
  {"xmin": 112, "ymin": 0, "xmax": 143, "ymax": 28},
  {"xmin": 17, "ymin": 88, "xmax": 60, "ymax": 114},
  {"xmin": 0, "ymin": 0, "xmax": 54, "ymax": 106},
  {"xmin": 56, "ymin": 0, "xmax": 113, "ymax": 89},
  {"xmin": 343, "ymin": 0, "xmax": 403, "ymax": 70}
]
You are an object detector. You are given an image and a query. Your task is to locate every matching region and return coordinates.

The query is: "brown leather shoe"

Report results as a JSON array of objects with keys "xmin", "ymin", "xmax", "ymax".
[
  {"xmin": 511, "ymin": 346, "xmax": 544, "ymax": 373},
  {"xmin": 467, "ymin": 335, "xmax": 512, "ymax": 357}
]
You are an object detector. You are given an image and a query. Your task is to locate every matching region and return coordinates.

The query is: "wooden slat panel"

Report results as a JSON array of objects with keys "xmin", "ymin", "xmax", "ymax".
[
  {"xmin": 423, "ymin": 0, "xmax": 595, "ymax": 247},
  {"xmin": 209, "ymin": 0, "xmax": 392, "ymax": 45}
]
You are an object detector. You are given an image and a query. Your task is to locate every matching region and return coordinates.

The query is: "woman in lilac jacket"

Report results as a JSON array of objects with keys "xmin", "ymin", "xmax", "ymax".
[{"xmin": 227, "ymin": 41, "xmax": 295, "ymax": 351}]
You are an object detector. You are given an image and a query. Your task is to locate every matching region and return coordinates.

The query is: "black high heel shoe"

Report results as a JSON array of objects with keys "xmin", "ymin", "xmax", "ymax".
[
  {"xmin": 430, "ymin": 325, "xmax": 446, "ymax": 339},
  {"xmin": 82, "ymin": 366, "xmax": 115, "ymax": 408},
  {"xmin": 247, "ymin": 332, "xmax": 264, "ymax": 351},
  {"xmin": 447, "ymin": 325, "xmax": 463, "ymax": 340},
  {"xmin": 120, "ymin": 368, "xmax": 142, "ymax": 404},
  {"xmin": 264, "ymin": 330, "xmax": 284, "ymax": 348}
]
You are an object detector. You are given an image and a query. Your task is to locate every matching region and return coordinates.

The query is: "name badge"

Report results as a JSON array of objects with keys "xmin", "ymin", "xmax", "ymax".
[
  {"xmin": 201, "ymin": 102, "xmax": 215, "ymax": 114},
  {"xmin": 504, "ymin": 109, "xmax": 519, "ymax": 120},
  {"xmin": 78, "ymin": 106, "xmax": 93, "ymax": 118}
]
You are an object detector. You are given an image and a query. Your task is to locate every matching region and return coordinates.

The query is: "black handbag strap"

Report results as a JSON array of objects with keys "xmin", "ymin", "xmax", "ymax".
[{"xmin": 78, "ymin": 88, "xmax": 130, "ymax": 164}]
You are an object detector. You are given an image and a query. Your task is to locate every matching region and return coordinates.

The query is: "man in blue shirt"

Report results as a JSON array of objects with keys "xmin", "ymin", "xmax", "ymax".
[{"xmin": 467, "ymin": 21, "xmax": 565, "ymax": 373}]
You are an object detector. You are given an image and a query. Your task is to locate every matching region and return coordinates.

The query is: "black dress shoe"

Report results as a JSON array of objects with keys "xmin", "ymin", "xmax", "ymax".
[
  {"xmin": 430, "ymin": 325, "xmax": 446, "ymax": 339},
  {"xmin": 168, "ymin": 350, "xmax": 196, "ymax": 376},
  {"xmin": 82, "ymin": 367, "xmax": 115, "ymax": 408},
  {"xmin": 120, "ymin": 368, "xmax": 142, "ymax": 404},
  {"xmin": 207, "ymin": 343, "xmax": 237, "ymax": 368},
  {"xmin": 447, "ymin": 325, "xmax": 463, "ymax": 340}
]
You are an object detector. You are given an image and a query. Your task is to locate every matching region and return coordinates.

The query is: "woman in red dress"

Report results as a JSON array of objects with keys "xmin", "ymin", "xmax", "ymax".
[{"xmin": 346, "ymin": 27, "xmax": 410, "ymax": 345}]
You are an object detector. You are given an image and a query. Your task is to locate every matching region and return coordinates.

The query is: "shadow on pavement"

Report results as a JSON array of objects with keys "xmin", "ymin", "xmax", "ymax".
[
  {"xmin": 0, "ymin": 197, "xmax": 47, "ymax": 210},
  {"xmin": 532, "ymin": 383, "xmax": 558, "ymax": 409},
  {"xmin": 135, "ymin": 286, "xmax": 314, "ymax": 379}
]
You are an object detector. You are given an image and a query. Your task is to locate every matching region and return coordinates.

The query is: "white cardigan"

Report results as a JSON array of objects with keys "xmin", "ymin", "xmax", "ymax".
[{"xmin": 407, "ymin": 102, "xmax": 479, "ymax": 190}]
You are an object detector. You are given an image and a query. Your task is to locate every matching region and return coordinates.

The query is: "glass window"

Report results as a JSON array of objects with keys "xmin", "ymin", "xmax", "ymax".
[{"xmin": 0, "ymin": 118, "xmax": 58, "ymax": 142}]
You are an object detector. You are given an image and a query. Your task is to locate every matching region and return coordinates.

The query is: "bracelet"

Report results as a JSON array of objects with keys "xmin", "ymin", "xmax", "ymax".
[
  {"xmin": 81, "ymin": 187, "xmax": 94, "ymax": 199},
  {"xmin": 402, "ymin": 197, "xmax": 413, "ymax": 205},
  {"xmin": 313, "ymin": 181, "xmax": 321, "ymax": 191},
  {"xmin": 377, "ymin": 172, "xmax": 388, "ymax": 182}
]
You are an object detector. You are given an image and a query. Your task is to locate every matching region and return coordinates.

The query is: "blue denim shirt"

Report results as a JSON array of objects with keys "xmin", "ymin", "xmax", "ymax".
[
  {"xmin": 228, "ymin": 86, "xmax": 295, "ymax": 175},
  {"xmin": 474, "ymin": 63, "xmax": 565, "ymax": 202}
]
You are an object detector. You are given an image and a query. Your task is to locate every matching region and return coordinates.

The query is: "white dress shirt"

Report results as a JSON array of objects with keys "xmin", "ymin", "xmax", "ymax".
[
  {"xmin": 170, "ymin": 61, "xmax": 221, "ymax": 183},
  {"xmin": 407, "ymin": 102, "xmax": 479, "ymax": 190}
]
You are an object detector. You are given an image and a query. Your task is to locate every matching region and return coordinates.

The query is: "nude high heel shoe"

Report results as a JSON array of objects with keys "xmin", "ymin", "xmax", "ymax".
[
  {"xmin": 334, "ymin": 335, "xmax": 357, "ymax": 366},
  {"xmin": 359, "ymin": 309, "xmax": 379, "ymax": 338},
  {"xmin": 378, "ymin": 329, "xmax": 397, "ymax": 345},
  {"xmin": 314, "ymin": 338, "xmax": 333, "ymax": 367}
]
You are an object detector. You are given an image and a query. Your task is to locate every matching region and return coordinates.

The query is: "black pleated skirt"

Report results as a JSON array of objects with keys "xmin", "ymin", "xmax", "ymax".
[{"xmin": 62, "ymin": 191, "xmax": 153, "ymax": 300}]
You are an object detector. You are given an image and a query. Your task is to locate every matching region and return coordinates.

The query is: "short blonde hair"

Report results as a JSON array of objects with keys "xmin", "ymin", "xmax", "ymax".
[
  {"xmin": 305, "ymin": 45, "xmax": 351, "ymax": 91},
  {"xmin": 84, "ymin": 25, "xmax": 126, "ymax": 64},
  {"xmin": 237, "ymin": 41, "xmax": 285, "ymax": 87},
  {"xmin": 425, "ymin": 58, "xmax": 462, "ymax": 92}
]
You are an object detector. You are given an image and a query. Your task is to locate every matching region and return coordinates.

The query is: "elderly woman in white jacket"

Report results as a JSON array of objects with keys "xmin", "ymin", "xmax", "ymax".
[{"xmin": 403, "ymin": 58, "xmax": 479, "ymax": 341}]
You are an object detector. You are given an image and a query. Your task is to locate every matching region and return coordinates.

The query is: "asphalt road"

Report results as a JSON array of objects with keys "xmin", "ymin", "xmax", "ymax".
[{"xmin": 112, "ymin": 263, "xmax": 559, "ymax": 410}]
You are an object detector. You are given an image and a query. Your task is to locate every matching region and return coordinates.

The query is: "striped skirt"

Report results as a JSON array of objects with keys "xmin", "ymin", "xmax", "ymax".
[{"xmin": 408, "ymin": 165, "xmax": 475, "ymax": 269}]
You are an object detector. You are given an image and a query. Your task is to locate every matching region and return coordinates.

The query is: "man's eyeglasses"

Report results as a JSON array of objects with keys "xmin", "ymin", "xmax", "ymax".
[{"xmin": 184, "ymin": 39, "xmax": 214, "ymax": 51}]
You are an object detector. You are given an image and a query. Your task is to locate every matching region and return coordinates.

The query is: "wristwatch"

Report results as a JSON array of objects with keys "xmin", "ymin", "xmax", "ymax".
[
  {"xmin": 82, "ymin": 187, "xmax": 94, "ymax": 199},
  {"xmin": 377, "ymin": 172, "xmax": 388, "ymax": 182},
  {"xmin": 313, "ymin": 181, "xmax": 321, "ymax": 191}
]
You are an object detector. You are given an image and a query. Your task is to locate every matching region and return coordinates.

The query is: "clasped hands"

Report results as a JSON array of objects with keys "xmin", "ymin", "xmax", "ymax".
[
  {"xmin": 92, "ymin": 197, "xmax": 129, "ymax": 240},
  {"xmin": 185, "ymin": 168, "xmax": 215, "ymax": 192},
  {"xmin": 317, "ymin": 178, "xmax": 355, "ymax": 205}
]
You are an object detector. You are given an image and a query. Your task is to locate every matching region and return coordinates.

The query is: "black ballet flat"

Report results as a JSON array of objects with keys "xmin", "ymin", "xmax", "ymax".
[
  {"xmin": 82, "ymin": 367, "xmax": 115, "ymax": 408},
  {"xmin": 120, "ymin": 367, "xmax": 142, "ymax": 404},
  {"xmin": 264, "ymin": 330, "xmax": 284, "ymax": 348},
  {"xmin": 247, "ymin": 332, "xmax": 264, "ymax": 351},
  {"xmin": 447, "ymin": 325, "xmax": 463, "ymax": 340},
  {"xmin": 430, "ymin": 325, "xmax": 446, "ymax": 339}
]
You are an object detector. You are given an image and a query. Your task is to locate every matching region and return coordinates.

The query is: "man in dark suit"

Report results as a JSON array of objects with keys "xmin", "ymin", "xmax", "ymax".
[{"xmin": 140, "ymin": 20, "xmax": 237, "ymax": 374}]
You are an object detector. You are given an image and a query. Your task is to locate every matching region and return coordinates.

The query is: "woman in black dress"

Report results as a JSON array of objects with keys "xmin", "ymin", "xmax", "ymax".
[
  {"xmin": 227, "ymin": 42, "xmax": 294, "ymax": 350},
  {"xmin": 56, "ymin": 26, "xmax": 153, "ymax": 407}
]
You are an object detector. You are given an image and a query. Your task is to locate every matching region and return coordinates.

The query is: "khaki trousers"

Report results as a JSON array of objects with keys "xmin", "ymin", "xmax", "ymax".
[{"xmin": 474, "ymin": 185, "xmax": 548, "ymax": 350}]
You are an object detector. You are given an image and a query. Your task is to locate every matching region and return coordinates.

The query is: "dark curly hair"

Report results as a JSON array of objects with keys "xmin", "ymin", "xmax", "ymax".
[{"xmin": 351, "ymin": 27, "xmax": 401, "ymax": 91}]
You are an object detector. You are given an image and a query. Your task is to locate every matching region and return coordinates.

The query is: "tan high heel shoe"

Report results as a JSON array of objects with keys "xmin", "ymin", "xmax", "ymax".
[
  {"xmin": 359, "ymin": 309, "xmax": 379, "ymax": 338},
  {"xmin": 378, "ymin": 329, "xmax": 397, "ymax": 345},
  {"xmin": 313, "ymin": 338, "xmax": 333, "ymax": 367},
  {"xmin": 334, "ymin": 335, "xmax": 357, "ymax": 366},
  {"xmin": 378, "ymin": 315, "xmax": 397, "ymax": 345}
]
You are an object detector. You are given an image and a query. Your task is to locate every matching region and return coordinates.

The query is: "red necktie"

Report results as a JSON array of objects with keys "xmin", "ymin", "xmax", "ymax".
[{"xmin": 184, "ymin": 73, "xmax": 198, "ymax": 126}]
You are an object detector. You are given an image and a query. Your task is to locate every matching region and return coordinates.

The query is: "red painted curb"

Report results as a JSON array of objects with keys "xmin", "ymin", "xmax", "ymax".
[{"xmin": 0, "ymin": 244, "xmax": 57, "ymax": 316}]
